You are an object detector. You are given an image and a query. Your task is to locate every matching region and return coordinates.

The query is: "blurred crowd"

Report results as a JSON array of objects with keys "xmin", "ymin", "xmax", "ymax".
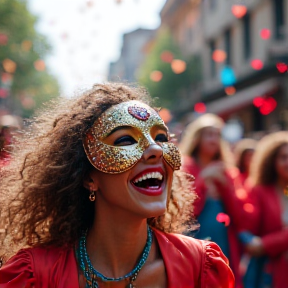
[
  {"xmin": 178, "ymin": 113, "xmax": 288, "ymax": 288},
  {"xmin": 1, "ymin": 111, "xmax": 288, "ymax": 288}
]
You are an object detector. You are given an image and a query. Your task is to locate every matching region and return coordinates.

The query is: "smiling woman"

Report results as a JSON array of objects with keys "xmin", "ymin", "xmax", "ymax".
[{"xmin": 0, "ymin": 83, "xmax": 234, "ymax": 288}]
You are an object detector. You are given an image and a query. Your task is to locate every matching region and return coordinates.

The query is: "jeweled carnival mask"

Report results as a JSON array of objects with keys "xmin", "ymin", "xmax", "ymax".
[{"xmin": 83, "ymin": 100, "xmax": 181, "ymax": 174}]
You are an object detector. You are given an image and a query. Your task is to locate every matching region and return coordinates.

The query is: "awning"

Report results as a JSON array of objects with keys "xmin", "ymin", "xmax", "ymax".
[{"xmin": 206, "ymin": 78, "xmax": 279, "ymax": 115}]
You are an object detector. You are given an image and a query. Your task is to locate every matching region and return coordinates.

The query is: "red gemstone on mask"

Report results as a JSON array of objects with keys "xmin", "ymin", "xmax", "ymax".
[{"xmin": 128, "ymin": 106, "xmax": 150, "ymax": 121}]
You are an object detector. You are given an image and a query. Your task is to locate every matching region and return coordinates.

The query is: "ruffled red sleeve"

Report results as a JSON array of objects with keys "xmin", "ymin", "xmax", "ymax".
[
  {"xmin": 0, "ymin": 249, "xmax": 36, "ymax": 288},
  {"xmin": 201, "ymin": 241, "xmax": 235, "ymax": 288}
]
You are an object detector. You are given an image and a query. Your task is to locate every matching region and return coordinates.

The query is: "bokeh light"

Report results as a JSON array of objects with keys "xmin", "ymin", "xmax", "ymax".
[
  {"xmin": 150, "ymin": 70, "xmax": 163, "ymax": 82},
  {"xmin": 2, "ymin": 59, "xmax": 17, "ymax": 73},
  {"xmin": 251, "ymin": 59, "xmax": 264, "ymax": 70},
  {"xmin": 225, "ymin": 86, "xmax": 236, "ymax": 96},
  {"xmin": 171, "ymin": 59, "xmax": 186, "ymax": 74},
  {"xmin": 231, "ymin": 5, "xmax": 247, "ymax": 19},
  {"xmin": 0, "ymin": 88, "xmax": 9, "ymax": 98},
  {"xmin": 253, "ymin": 96, "xmax": 277, "ymax": 115},
  {"xmin": 253, "ymin": 97, "xmax": 264, "ymax": 108},
  {"xmin": 194, "ymin": 102, "xmax": 206, "ymax": 113},
  {"xmin": 236, "ymin": 188, "xmax": 248, "ymax": 200},
  {"xmin": 220, "ymin": 66, "xmax": 236, "ymax": 86},
  {"xmin": 21, "ymin": 40, "xmax": 32, "ymax": 51},
  {"xmin": 216, "ymin": 213, "xmax": 230, "ymax": 226},
  {"xmin": 259, "ymin": 97, "xmax": 277, "ymax": 115},
  {"xmin": 212, "ymin": 50, "xmax": 227, "ymax": 63},
  {"xmin": 260, "ymin": 28, "xmax": 271, "ymax": 40},
  {"xmin": 34, "ymin": 60, "xmax": 46, "ymax": 71},
  {"xmin": 0, "ymin": 33, "xmax": 8, "ymax": 45},
  {"xmin": 1, "ymin": 72, "xmax": 13, "ymax": 84},
  {"xmin": 243, "ymin": 203, "xmax": 254, "ymax": 213},
  {"xmin": 160, "ymin": 51, "xmax": 174, "ymax": 63},
  {"xmin": 20, "ymin": 96, "xmax": 35, "ymax": 109},
  {"xmin": 158, "ymin": 108, "xmax": 172, "ymax": 123},
  {"xmin": 61, "ymin": 33, "xmax": 69, "ymax": 40},
  {"xmin": 86, "ymin": 1, "xmax": 94, "ymax": 7},
  {"xmin": 276, "ymin": 62, "xmax": 288, "ymax": 73}
]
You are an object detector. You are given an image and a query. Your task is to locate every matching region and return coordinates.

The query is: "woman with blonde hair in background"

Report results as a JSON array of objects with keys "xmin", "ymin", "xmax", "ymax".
[
  {"xmin": 180, "ymin": 113, "xmax": 245, "ymax": 288},
  {"xmin": 239, "ymin": 131, "xmax": 288, "ymax": 288},
  {"xmin": 0, "ymin": 83, "xmax": 234, "ymax": 288}
]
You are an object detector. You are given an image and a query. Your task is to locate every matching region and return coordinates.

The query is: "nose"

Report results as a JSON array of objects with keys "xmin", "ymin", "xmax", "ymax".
[{"xmin": 141, "ymin": 143, "xmax": 163, "ymax": 163}]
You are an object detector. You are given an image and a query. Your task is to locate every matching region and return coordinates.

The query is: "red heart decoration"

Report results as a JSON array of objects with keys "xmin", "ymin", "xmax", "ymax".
[
  {"xmin": 276, "ymin": 63, "xmax": 288, "ymax": 73},
  {"xmin": 259, "ymin": 97, "xmax": 277, "ymax": 115}
]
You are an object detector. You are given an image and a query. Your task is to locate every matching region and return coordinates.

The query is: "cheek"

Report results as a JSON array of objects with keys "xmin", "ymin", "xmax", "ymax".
[
  {"xmin": 275, "ymin": 158, "xmax": 288, "ymax": 177},
  {"xmin": 200, "ymin": 137, "xmax": 219, "ymax": 151},
  {"xmin": 97, "ymin": 173, "xmax": 129, "ymax": 200}
]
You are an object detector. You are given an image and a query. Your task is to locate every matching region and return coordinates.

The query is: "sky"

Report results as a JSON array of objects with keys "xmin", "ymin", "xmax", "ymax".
[{"xmin": 28, "ymin": 0, "xmax": 166, "ymax": 95}]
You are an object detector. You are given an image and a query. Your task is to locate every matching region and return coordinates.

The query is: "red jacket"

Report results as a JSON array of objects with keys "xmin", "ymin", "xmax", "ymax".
[
  {"xmin": 181, "ymin": 156, "xmax": 245, "ymax": 288},
  {"xmin": 0, "ymin": 228, "xmax": 234, "ymax": 288},
  {"xmin": 243, "ymin": 185, "xmax": 288, "ymax": 288}
]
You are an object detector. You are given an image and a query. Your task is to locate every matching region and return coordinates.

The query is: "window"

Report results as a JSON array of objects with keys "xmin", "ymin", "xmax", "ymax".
[
  {"xmin": 274, "ymin": 0, "xmax": 285, "ymax": 40},
  {"xmin": 209, "ymin": 40, "xmax": 216, "ymax": 77},
  {"xmin": 224, "ymin": 29, "xmax": 231, "ymax": 65},
  {"xmin": 243, "ymin": 13, "xmax": 251, "ymax": 60}
]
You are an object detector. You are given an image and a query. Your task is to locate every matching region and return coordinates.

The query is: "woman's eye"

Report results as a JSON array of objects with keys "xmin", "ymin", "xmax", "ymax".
[
  {"xmin": 155, "ymin": 133, "xmax": 168, "ymax": 142},
  {"xmin": 114, "ymin": 136, "xmax": 137, "ymax": 146}
]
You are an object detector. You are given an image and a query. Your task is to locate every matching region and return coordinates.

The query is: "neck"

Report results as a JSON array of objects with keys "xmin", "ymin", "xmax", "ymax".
[{"xmin": 86, "ymin": 201, "xmax": 148, "ymax": 278}]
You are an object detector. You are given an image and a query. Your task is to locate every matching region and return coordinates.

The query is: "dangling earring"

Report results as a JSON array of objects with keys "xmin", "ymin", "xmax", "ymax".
[{"xmin": 89, "ymin": 187, "xmax": 96, "ymax": 201}]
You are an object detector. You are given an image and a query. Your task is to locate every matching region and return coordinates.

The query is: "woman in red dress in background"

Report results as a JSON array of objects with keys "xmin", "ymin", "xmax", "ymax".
[
  {"xmin": 239, "ymin": 131, "xmax": 288, "ymax": 288},
  {"xmin": 0, "ymin": 83, "xmax": 234, "ymax": 288},
  {"xmin": 179, "ymin": 113, "xmax": 244, "ymax": 288}
]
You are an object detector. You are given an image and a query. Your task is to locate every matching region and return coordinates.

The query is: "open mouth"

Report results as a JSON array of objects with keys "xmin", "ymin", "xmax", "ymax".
[{"xmin": 131, "ymin": 169, "xmax": 165, "ymax": 196}]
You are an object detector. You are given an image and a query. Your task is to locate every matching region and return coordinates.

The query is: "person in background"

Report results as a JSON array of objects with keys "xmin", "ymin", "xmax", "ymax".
[
  {"xmin": 0, "ymin": 83, "xmax": 234, "ymax": 288},
  {"xmin": 234, "ymin": 138, "xmax": 257, "ymax": 187},
  {"xmin": 179, "ymin": 113, "xmax": 244, "ymax": 288},
  {"xmin": 239, "ymin": 131, "xmax": 288, "ymax": 288}
]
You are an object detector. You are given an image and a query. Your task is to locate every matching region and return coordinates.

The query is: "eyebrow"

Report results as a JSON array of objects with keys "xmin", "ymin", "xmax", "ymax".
[
  {"xmin": 106, "ymin": 124, "xmax": 168, "ymax": 137},
  {"xmin": 106, "ymin": 126, "xmax": 135, "ymax": 137},
  {"xmin": 154, "ymin": 124, "xmax": 168, "ymax": 133}
]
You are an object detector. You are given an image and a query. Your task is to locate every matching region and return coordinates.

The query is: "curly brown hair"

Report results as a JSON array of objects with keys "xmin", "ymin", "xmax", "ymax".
[
  {"xmin": 0, "ymin": 83, "xmax": 196, "ymax": 260},
  {"xmin": 249, "ymin": 131, "xmax": 288, "ymax": 186}
]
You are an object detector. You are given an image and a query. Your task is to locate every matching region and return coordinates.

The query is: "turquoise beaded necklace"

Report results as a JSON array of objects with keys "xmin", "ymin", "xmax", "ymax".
[{"xmin": 76, "ymin": 225, "xmax": 153, "ymax": 288}]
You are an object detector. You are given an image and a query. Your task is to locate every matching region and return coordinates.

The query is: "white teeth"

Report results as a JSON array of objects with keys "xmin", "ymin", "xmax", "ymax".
[{"xmin": 133, "ymin": 171, "xmax": 163, "ymax": 183}]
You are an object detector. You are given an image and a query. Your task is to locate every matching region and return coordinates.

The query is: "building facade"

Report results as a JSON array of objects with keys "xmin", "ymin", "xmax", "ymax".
[
  {"xmin": 160, "ymin": 0, "xmax": 288, "ymax": 135},
  {"xmin": 108, "ymin": 28, "xmax": 155, "ymax": 82}
]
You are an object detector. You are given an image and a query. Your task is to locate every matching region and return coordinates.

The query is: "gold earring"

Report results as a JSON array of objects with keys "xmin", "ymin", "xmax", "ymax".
[{"xmin": 89, "ymin": 188, "xmax": 96, "ymax": 201}]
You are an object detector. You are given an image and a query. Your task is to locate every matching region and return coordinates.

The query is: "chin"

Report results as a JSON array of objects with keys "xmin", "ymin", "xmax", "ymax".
[{"xmin": 135, "ymin": 201, "xmax": 167, "ymax": 219}]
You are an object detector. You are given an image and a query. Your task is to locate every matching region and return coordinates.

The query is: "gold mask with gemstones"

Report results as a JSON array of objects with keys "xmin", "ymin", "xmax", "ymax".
[{"xmin": 83, "ymin": 100, "xmax": 181, "ymax": 174}]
